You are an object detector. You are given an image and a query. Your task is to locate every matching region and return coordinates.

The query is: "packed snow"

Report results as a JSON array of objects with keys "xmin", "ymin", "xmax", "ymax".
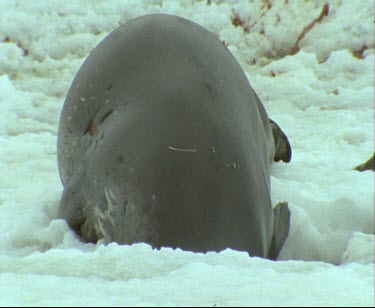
[{"xmin": 0, "ymin": 0, "xmax": 374, "ymax": 306}]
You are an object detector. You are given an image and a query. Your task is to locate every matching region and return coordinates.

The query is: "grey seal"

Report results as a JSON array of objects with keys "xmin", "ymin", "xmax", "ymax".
[{"xmin": 57, "ymin": 14, "xmax": 292, "ymax": 260}]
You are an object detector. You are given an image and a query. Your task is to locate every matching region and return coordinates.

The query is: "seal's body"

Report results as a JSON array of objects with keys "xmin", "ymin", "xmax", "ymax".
[{"xmin": 57, "ymin": 14, "xmax": 292, "ymax": 259}]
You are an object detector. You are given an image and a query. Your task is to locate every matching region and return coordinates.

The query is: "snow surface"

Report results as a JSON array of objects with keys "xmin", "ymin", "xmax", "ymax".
[{"xmin": 0, "ymin": 0, "xmax": 374, "ymax": 306}]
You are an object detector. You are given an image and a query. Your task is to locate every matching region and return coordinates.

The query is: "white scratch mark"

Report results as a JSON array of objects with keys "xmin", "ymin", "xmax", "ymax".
[
  {"xmin": 95, "ymin": 217, "xmax": 110, "ymax": 241},
  {"xmin": 168, "ymin": 146, "xmax": 198, "ymax": 153},
  {"xmin": 224, "ymin": 163, "xmax": 240, "ymax": 169},
  {"xmin": 93, "ymin": 187, "xmax": 117, "ymax": 229}
]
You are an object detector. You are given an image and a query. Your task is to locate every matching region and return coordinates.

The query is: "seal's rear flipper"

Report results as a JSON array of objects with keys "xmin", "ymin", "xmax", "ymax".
[
  {"xmin": 267, "ymin": 201, "xmax": 291, "ymax": 260},
  {"xmin": 354, "ymin": 152, "xmax": 375, "ymax": 172},
  {"xmin": 269, "ymin": 119, "xmax": 292, "ymax": 163}
]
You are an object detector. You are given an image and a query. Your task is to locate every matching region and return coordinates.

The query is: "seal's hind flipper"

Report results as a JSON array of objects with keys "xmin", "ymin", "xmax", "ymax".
[
  {"xmin": 269, "ymin": 119, "xmax": 292, "ymax": 163},
  {"xmin": 268, "ymin": 201, "xmax": 291, "ymax": 260},
  {"xmin": 354, "ymin": 152, "xmax": 375, "ymax": 172}
]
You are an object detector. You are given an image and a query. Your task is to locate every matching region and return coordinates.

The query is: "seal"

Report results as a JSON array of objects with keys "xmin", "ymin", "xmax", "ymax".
[{"xmin": 57, "ymin": 14, "xmax": 292, "ymax": 260}]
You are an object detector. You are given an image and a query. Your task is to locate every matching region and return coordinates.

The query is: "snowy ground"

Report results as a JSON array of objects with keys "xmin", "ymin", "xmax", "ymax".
[{"xmin": 0, "ymin": 0, "xmax": 374, "ymax": 306}]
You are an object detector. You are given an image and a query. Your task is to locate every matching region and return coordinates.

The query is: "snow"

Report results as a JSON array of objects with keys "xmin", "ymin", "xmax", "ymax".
[{"xmin": 0, "ymin": 0, "xmax": 374, "ymax": 306}]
